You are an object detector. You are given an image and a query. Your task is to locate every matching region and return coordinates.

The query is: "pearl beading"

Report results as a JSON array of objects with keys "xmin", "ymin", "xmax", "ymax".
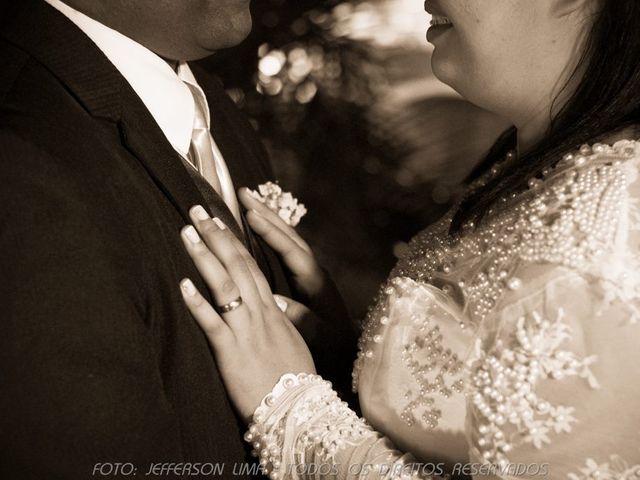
[
  {"xmin": 353, "ymin": 141, "xmax": 640, "ymax": 435},
  {"xmin": 358, "ymin": 277, "xmax": 467, "ymax": 430},
  {"xmin": 246, "ymin": 373, "xmax": 374, "ymax": 480},
  {"xmin": 468, "ymin": 308, "xmax": 600, "ymax": 466},
  {"xmin": 400, "ymin": 312, "xmax": 466, "ymax": 430},
  {"xmin": 243, "ymin": 141, "xmax": 640, "ymax": 480}
]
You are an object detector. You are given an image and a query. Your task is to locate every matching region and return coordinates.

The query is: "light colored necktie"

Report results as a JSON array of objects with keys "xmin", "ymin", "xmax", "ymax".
[{"xmin": 184, "ymin": 82, "xmax": 223, "ymax": 195}]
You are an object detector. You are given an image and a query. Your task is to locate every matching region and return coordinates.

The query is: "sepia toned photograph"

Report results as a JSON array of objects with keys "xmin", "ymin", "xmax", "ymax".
[{"xmin": 1, "ymin": 0, "xmax": 639, "ymax": 479}]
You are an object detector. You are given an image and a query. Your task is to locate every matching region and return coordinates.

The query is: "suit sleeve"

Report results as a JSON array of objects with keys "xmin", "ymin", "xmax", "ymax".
[{"xmin": 0, "ymin": 131, "xmax": 185, "ymax": 479}]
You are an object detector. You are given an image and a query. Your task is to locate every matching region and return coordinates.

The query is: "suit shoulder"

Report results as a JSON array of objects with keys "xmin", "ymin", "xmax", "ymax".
[{"xmin": 0, "ymin": 47, "xmax": 103, "ymax": 168}]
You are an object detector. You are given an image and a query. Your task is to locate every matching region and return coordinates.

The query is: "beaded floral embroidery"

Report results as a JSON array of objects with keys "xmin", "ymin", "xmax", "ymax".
[
  {"xmin": 568, "ymin": 455, "xmax": 640, "ymax": 480},
  {"xmin": 355, "ymin": 141, "xmax": 640, "ymax": 387},
  {"xmin": 354, "ymin": 141, "xmax": 640, "ymax": 444},
  {"xmin": 468, "ymin": 308, "xmax": 599, "ymax": 465},
  {"xmin": 361, "ymin": 277, "xmax": 467, "ymax": 429},
  {"xmin": 244, "ymin": 141, "xmax": 640, "ymax": 480}
]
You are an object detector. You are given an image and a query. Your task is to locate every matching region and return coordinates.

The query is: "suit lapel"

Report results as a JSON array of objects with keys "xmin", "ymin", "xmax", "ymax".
[
  {"xmin": 191, "ymin": 67, "xmax": 290, "ymax": 287},
  {"xmin": 118, "ymin": 89, "xmax": 244, "ymax": 239},
  {"xmin": 1, "ymin": 0, "xmax": 244, "ymax": 238},
  {"xmin": 1, "ymin": 0, "xmax": 290, "ymax": 293}
]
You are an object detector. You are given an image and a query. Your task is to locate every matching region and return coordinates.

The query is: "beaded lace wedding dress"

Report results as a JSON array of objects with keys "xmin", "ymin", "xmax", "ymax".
[{"xmin": 245, "ymin": 140, "xmax": 640, "ymax": 480}]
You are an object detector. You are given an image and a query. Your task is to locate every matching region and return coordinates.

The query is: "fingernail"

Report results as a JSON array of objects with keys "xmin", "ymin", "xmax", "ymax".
[
  {"xmin": 247, "ymin": 189, "xmax": 261, "ymax": 200},
  {"xmin": 183, "ymin": 225, "xmax": 201, "ymax": 244},
  {"xmin": 181, "ymin": 278, "xmax": 197, "ymax": 296},
  {"xmin": 212, "ymin": 217, "xmax": 227, "ymax": 230},
  {"xmin": 191, "ymin": 205, "xmax": 210, "ymax": 221},
  {"xmin": 274, "ymin": 295, "xmax": 288, "ymax": 312}
]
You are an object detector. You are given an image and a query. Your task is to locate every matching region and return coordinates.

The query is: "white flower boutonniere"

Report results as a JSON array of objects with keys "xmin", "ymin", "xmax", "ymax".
[{"xmin": 249, "ymin": 182, "xmax": 308, "ymax": 227}]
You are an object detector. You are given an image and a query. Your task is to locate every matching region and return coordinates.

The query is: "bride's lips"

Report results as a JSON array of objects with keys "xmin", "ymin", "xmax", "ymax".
[
  {"xmin": 424, "ymin": 1, "xmax": 453, "ymax": 42},
  {"xmin": 424, "ymin": 0, "xmax": 450, "ymax": 18}
]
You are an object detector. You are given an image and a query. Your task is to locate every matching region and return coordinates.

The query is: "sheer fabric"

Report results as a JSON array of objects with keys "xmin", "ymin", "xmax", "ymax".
[{"xmin": 247, "ymin": 140, "xmax": 640, "ymax": 480}]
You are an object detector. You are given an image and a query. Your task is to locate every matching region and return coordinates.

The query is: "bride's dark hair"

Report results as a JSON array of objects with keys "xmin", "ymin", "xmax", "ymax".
[{"xmin": 450, "ymin": 0, "xmax": 640, "ymax": 234}]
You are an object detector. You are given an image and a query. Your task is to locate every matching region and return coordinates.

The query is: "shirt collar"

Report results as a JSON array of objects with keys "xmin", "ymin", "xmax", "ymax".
[{"xmin": 44, "ymin": 0, "xmax": 197, "ymax": 156}]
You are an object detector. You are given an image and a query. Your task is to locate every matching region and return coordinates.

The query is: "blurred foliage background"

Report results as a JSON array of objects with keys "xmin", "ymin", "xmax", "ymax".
[{"xmin": 199, "ymin": 0, "xmax": 508, "ymax": 319}]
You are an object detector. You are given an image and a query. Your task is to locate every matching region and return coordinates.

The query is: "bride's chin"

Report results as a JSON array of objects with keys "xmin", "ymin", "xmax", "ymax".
[{"xmin": 430, "ymin": 52, "xmax": 456, "ymax": 86}]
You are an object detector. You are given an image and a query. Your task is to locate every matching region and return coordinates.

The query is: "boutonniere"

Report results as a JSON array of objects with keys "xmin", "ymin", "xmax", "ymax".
[{"xmin": 249, "ymin": 181, "xmax": 308, "ymax": 227}]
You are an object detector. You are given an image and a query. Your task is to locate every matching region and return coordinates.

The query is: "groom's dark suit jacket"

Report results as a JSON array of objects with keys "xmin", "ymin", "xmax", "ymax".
[{"xmin": 0, "ymin": 1, "xmax": 353, "ymax": 479}]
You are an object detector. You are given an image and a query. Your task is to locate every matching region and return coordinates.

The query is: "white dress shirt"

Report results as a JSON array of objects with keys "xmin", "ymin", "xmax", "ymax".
[{"xmin": 44, "ymin": 0, "xmax": 242, "ymax": 224}]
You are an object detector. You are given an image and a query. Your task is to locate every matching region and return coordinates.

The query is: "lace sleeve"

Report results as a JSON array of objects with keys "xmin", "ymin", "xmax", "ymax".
[
  {"xmin": 245, "ymin": 373, "xmax": 438, "ymax": 480},
  {"xmin": 464, "ymin": 142, "xmax": 640, "ymax": 478},
  {"xmin": 466, "ymin": 265, "xmax": 640, "ymax": 479},
  {"xmin": 244, "ymin": 141, "xmax": 640, "ymax": 480}
]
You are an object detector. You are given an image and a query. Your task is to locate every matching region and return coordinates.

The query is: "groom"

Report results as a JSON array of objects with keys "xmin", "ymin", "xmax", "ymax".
[{"xmin": 0, "ymin": 0, "xmax": 354, "ymax": 478}]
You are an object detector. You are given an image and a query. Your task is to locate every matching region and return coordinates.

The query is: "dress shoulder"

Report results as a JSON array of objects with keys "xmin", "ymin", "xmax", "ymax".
[
  {"xmin": 353, "ymin": 140, "xmax": 640, "ymax": 475},
  {"xmin": 389, "ymin": 139, "xmax": 640, "ymax": 326},
  {"xmin": 509, "ymin": 140, "xmax": 640, "ymax": 317}
]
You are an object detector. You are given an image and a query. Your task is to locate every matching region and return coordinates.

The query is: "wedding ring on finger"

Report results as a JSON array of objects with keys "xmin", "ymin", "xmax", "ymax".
[{"xmin": 216, "ymin": 296, "xmax": 244, "ymax": 314}]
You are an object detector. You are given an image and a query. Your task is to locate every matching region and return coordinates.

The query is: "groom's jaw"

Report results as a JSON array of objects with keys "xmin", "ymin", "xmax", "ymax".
[{"xmin": 60, "ymin": 0, "xmax": 253, "ymax": 61}]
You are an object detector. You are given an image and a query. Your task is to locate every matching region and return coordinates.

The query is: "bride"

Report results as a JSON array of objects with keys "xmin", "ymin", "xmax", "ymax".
[{"xmin": 178, "ymin": 0, "xmax": 640, "ymax": 478}]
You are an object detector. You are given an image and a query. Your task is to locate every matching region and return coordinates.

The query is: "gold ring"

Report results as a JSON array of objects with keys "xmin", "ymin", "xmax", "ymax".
[{"xmin": 217, "ymin": 296, "xmax": 243, "ymax": 313}]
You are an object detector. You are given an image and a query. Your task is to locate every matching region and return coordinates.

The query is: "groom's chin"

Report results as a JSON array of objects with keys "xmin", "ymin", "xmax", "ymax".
[{"xmin": 195, "ymin": 7, "xmax": 253, "ymax": 53}]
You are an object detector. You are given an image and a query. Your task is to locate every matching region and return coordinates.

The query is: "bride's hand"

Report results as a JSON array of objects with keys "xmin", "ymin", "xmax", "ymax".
[
  {"xmin": 238, "ymin": 188, "xmax": 357, "ymax": 385},
  {"xmin": 238, "ymin": 187, "xmax": 325, "ymax": 300},
  {"xmin": 179, "ymin": 206, "xmax": 316, "ymax": 422}
]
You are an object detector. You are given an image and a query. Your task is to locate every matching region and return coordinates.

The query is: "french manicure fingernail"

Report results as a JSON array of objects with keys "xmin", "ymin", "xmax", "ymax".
[
  {"xmin": 248, "ymin": 189, "xmax": 261, "ymax": 199},
  {"xmin": 192, "ymin": 205, "xmax": 210, "ymax": 221},
  {"xmin": 274, "ymin": 295, "xmax": 288, "ymax": 312},
  {"xmin": 212, "ymin": 217, "xmax": 227, "ymax": 230},
  {"xmin": 181, "ymin": 278, "xmax": 197, "ymax": 296},
  {"xmin": 184, "ymin": 225, "xmax": 201, "ymax": 244}
]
